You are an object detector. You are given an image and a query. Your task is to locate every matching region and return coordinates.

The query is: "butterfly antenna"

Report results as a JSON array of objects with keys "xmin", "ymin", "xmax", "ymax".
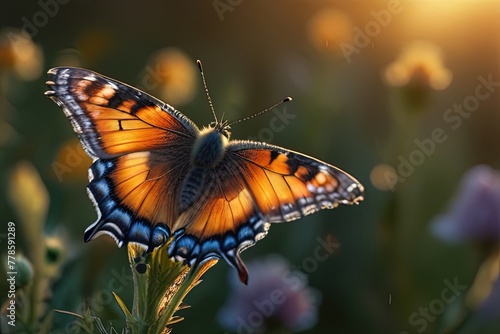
[
  {"xmin": 197, "ymin": 60, "xmax": 219, "ymax": 124},
  {"xmin": 228, "ymin": 96, "xmax": 292, "ymax": 126}
]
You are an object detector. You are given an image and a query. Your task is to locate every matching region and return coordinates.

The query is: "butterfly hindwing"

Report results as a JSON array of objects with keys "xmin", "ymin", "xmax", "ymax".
[
  {"xmin": 85, "ymin": 150, "xmax": 191, "ymax": 249},
  {"xmin": 169, "ymin": 141, "xmax": 364, "ymax": 283}
]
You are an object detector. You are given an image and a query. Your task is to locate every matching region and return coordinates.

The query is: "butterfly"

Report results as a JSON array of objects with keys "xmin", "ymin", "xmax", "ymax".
[{"xmin": 45, "ymin": 64, "xmax": 364, "ymax": 284}]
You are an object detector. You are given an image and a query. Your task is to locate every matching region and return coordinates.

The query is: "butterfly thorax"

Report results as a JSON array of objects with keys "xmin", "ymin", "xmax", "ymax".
[{"xmin": 191, "ymin": 126, "xmax": 229, "ymax": 168}]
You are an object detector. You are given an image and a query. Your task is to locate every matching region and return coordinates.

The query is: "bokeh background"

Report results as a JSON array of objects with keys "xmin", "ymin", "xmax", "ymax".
[{"xmin": 1, "ymin": 0, "xmax": 500, "ymax": 333}]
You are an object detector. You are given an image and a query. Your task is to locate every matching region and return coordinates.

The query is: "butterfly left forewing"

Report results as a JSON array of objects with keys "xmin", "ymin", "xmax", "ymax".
[
  {"xmin": 45, "ymin": 67, "xmax": 199, "ymax": 159},
  {"xmin": 46, "ymin": 67, "xmax": 197, "ymax": 249}
]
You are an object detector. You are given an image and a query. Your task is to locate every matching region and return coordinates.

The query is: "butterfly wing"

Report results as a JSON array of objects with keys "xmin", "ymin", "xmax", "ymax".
[
  {"xmin": 46, "ymin": 67, "xmax": 198, "ymax": 248},
  {"xmin": 46, "ymin": 67, "xmax": 364, "ymax": 284},
  {"xmin": 46, "ymin": 67, "xmax": 199, "ymax": 158},
  {"xmin": 169, "ymin": 140, "xmax": 364, "ymax": 283}
]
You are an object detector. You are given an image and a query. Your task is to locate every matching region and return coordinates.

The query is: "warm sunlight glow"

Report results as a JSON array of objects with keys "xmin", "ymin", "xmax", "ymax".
[{"xmin": 307, "ymin": 8, "xmax": 353, "ymax": 55}]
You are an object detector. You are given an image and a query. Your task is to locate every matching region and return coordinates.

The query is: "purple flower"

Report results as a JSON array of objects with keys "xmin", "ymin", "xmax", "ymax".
[
  {"xmin": 218, "ymin": 254, "xmax": 320, "ymax": 333},
  {"xmin": 431, "ymin": 165, "xmax": 500, "ymax": 242}
]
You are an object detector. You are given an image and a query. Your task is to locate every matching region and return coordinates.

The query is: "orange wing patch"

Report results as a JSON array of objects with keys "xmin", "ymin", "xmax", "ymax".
[
  {"xmin": 46, "ymin": 68, "xmax": 198, "ymax": 160},
  {"xmin": 70, "ymin": 78, "xmax": 192, "ymax": 155},
  {"xmin": 238, "ymin": 149, "xmax": 291, "ymax": 174},
  {"xmin": 69, "ymin": 77, "xmax": 192, "ymax": 134},
  {"xmin": 232, "ymin": 147, "xmax": 361, "ymax": 222},
  {"xmin": 176, "ymin": 178, "xmax": 253, "ymax": 238},
  {"xmin": 109, "ymin": 152, "xmax": 185, "ymax": 226},
  {"xmin": 240, "ymin": 163, "xmax": 281, "ymax": 216},
  {"xmin": 82, "ymin": 101, "xmax": 184, "ymax": 155},
  {"xmin": 183, "ymin": 187, "xmax": 256, "ymax": 238}
]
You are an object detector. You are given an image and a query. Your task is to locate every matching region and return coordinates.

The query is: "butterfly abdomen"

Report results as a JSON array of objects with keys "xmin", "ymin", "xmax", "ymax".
[{"xmin": 179, "ymin": 167, "xmax": 207, "ymax": 212}]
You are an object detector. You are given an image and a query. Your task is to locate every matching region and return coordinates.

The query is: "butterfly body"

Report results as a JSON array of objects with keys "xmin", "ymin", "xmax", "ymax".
[
  {"xmin": 46, "ymin": 66, "xmax": 364, "ymax": 284},
  {"xmin": 191, "ymin": 127, "xmax": 229, "ymax": 167}
]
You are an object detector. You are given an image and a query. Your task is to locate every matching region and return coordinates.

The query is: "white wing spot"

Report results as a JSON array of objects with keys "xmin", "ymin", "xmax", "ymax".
[
  {"xmin": 347, "ymin": 183, "xmax": 358, "ymax": 193},
  {"xmin": 83, "ymin": 75, "xmax": 97, "ymax": 81},
  {"xmin": 107, "ymin": 81, "xmax": 118, "ymax": 90}
]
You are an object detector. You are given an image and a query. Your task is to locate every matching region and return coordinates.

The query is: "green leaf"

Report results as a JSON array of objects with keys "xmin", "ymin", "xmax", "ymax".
[{"xmin": 112, "ymin": 292, "xmax": 133, "ymax": 320}]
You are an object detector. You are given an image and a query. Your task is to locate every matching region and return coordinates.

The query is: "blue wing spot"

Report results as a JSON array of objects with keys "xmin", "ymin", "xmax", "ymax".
[
  {"xmin": 169, "ymin": 235, "xmax": 197, "ymax": 258},
  {"xmin": 90, "ymin": 160, "xmax": 109, "ymax": 178},
  {"xmin": 107, "ymin": 209, "xmax": 131, "ymax": 228},
  {"xmin": 173, "ymin": 228, "xmax": 186, "ymax": 238},
  {"xmin": 237, "ymin": 226, "xmax": 255, "ymax": 243},
  {"xmin": 88, "ymin": 180, "xmax": 110, "ymax": 202},
  {"xmin": 150, "ymin": 224, "xmax": 171, "ymax": 249},
  {"xmin": 128, "ymin": 220, "xmax": 152, "ymax": 245},
  {"xmin": 221, "ymin": 234, "xmax": 238, "ymax": 252},
  {"xmin": 100, "ymin": 198, "xmax": 116, "ymax": 215},
  {"xmin": 189, "ymin": 243, "xmax": 201, "ymax": 259},
  {"xmin": 200, "ymin": 239, "xmax": 221, "ymax": 258}
]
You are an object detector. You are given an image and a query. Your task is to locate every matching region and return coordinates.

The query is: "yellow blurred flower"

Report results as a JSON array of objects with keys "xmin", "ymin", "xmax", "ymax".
[
  {"xmin": 0, "ymin": 29, "xmax": 43, "ymax": 81},
  {"xmin": 44, "ymin": 233, "xmax": 68, "ymax": 280},
  {"xmin": 307, "ymin": 8, "xmax": 353, "ymax": 55},
  {"xmin": 384, "ymin": 41, "xmax": 452, "ymax": 91},
  {"xmin": 0, "ymin": 35, "xmax": 15, "ymax": 68},
  {"xmin": 8, "ymin": 161, "xmax": 49, "ymax": 229},
  {"xmin": 143, "ymin": 48, "xmax": 197, "ymax": 106},
  {"xmin": 370, "ymin": 163, "xmax": 398, "ymax": 191}
]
